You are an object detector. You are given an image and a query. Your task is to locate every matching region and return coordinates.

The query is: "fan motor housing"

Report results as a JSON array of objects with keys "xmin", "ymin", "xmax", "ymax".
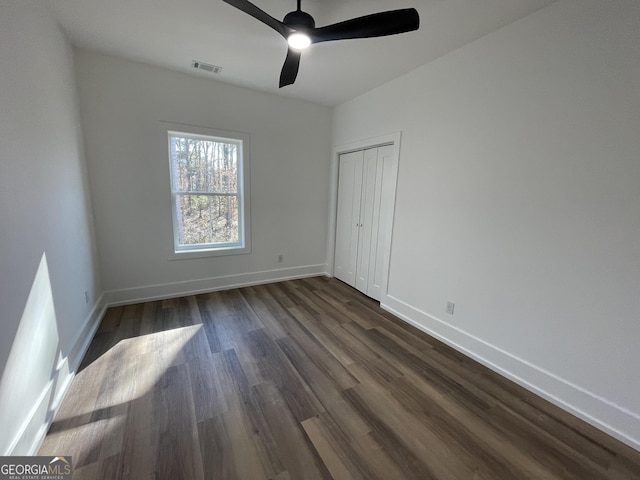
[{"xmin": 283, "ymin": 10, "xmax": 315, "ymax": 29}]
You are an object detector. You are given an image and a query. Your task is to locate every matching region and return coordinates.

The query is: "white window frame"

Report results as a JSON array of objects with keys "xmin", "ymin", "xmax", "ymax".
[{"xmin": 163, "ymin": 122, "xmax": 251, "ymax": 259}]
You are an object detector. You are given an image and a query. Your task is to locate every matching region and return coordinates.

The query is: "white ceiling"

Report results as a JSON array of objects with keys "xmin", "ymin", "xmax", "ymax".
[{"xmin": 47, "ymin": 0, "xmax": 557, "ymax": 106}]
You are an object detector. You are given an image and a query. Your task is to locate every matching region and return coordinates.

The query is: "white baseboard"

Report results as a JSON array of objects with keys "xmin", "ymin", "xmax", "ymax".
[
  {"xmin": 381, "ymin": 294, "xmax": 640, "ymax": 452},
  {"xmin": 103, "ymin": 264, "xmax": 327, "ymax": 306},
  {"xmin": 7, "ymin": 295, "xmax": 107, "ymax": 456}
]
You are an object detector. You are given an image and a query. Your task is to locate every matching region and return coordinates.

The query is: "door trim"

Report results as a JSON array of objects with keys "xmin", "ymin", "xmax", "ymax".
[{"xmin": 326, "ymin": 131, "xmax": 401, "ymax": 303}]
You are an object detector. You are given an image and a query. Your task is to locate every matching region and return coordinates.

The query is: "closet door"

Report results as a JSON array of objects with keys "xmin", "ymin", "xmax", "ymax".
[
  {"xmin": 365, "ymin": 144, "xmax": 393, "ymax": 299},
  {"xmin": 355, "ymin": 148, "xmax": 380, "ymax": 294},
  {"xmin": 334, "ymin": 150, "xmax": 364, "ymax": 287}
]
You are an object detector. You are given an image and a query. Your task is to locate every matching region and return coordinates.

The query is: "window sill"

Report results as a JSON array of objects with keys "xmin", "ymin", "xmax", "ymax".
[{"xmin": 168, "ymin": 245, "xmax": 251, "ymax": 261}]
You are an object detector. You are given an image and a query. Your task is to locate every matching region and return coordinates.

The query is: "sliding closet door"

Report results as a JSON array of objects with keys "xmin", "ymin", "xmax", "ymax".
[{"xmin": 334, "ymin": 150, "xmax": 364, "ymax": 287}]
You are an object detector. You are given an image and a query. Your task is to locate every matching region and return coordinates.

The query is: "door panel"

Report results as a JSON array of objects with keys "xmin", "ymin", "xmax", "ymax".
[
  {"xmin": 367, "ymin": 144, "xmax": 394, "ymax": 299},
  {"xmin": 334, "ymin": 150, "xmax": 363, "ymax": 287},
  {"xmin": 356, "ymin": 148, "xmax": 378, "ymax": 294}
]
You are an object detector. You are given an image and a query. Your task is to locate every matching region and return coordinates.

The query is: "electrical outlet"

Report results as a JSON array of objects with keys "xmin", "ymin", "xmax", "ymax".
[
  {"xmin": 84, "ymin": 291, "xmax": 90, "ymax": 305},
  {"xmin": 446, "ymin": 301, "xmax": 455, "ymax": 315},
  {"xmin": 278, "ymin": 254, "xmax": 284, "ymax": 263}
]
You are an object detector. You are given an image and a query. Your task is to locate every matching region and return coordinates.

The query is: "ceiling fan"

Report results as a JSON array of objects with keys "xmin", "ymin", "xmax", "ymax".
[{"xmin": 222, "ymin": 0, "xmax": 420, "ymax": 87}]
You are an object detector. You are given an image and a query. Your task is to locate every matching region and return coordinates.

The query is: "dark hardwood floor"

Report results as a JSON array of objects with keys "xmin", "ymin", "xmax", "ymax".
[{"xmin": 40, "ymin": 277, "xmax": 640, "ymax": 479}]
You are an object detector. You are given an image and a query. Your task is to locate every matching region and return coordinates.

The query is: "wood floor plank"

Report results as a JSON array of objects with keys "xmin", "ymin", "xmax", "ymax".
[
  {"xmin": 398, "ymin": 328, "xmax": 620, "ymax": 471},
  {"xmin": 259, "ymin": 285, "xmax": 330, "ymax": 338},
  {"xmin": 39, "ymin": 277, "xmax": 640, "ymax": 479},
  {"xmin": 197, "ymin": 349, "xmax": 279, "ymax": 480},
  {"xmin": 198, "ymin": 408, "xmax": 272, "ymax": 480},
  {"xmin": 387, "ymin": 372, "xmax": 562, "ymax": 479},
  {"xmin": 355, "ymin": 327, "xmax": 574, "ymax": 478},
  {"xmin": 288, "ymin": 305, "xmax": 356, "ymax": 366},
  {"xmin": 96, "ymin": 305, "xmax": 123, "ymax": 333},
  {"xmin": 337, "ymin": 321, "xmax": 406, "ymax": 383},
  {"xmin": 41, "ymin": 340, "xmax": 112, "ymax": 450},
  {"xmin": 195, "ymin": 291, "xmax": 235, "ymax": 353},
  {"xmin": 276, "ymin": 335, "xmax": 357, "ymax": 407},
  {"xmin": 138, "ymin": 300, "xmax": 159, "ymax": 336},
  {"xmin": 344, "ymin": 366, "xmax": 494, "ymax": 480},
  {"xmin": 239, "ymin": 287, "xmax": 289, "ymax": 339},
  {"xmin": 280, "ymin": 280, "xmax": 371, "ymax": 329},
  {"xmin": 71, "ymin": 462, "xmax": 101, "ymax": 480},
  {"xmin": 367, "ymin": 345, "xmax": 592, "ymax": 480},
  {"xmin": 302, "ymin": 415, "xmax": 365, "ymax": 480},
  {"xmin": 245, "ymin": 328, "xmax": 325, "ymax": 421},
  {"xmin": 149, "ymin": 363, "xmax": 205, "ymax": 480},
  {"xmin": 187, "ymin": 353, "xmax": 228, "ymax": 422},
  {"xmin": 218, "ymin": 288, "xmax": 266, "ymax": 333},
  {"xmin": 249, "ymin": 382, "xmax": 332, "ymax": 480},
  {"xmin": 96, "ymin": 454, "xmax": 122, "ymax": 480}
]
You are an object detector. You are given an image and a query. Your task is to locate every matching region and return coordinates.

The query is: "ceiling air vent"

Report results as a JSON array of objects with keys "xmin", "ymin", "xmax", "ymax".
[{"xmin": 192, "ymin": 61, "xmax": 222, "ymax": 74}]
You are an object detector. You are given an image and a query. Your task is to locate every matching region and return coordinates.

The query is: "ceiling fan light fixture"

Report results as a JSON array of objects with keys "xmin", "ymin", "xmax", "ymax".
[
  {"xmin": 287, "ymin": 32, "xmax": 311, "ymax": 50},
  {"xmin": 222, "ymin": 0, "xmax": 420, "ymax": 86}
]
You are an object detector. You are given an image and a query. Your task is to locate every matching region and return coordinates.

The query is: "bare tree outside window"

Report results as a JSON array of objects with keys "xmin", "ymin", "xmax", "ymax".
[{"xmin": 168, "ymin": 131, "xmax": 243, "ymax": 250}]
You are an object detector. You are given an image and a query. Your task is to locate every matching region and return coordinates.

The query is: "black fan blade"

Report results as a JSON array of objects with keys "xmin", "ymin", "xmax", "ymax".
[
  {"xmin": 222, "ymin": 0, "xmax": 293, "ymax": 38},
  {"xmin": 310, "ymin": 8, "xmax": 419, "ymax": 44},
  {"xmin": 279, "ymin": 48, "xmax": 302, "ymax": 87}
]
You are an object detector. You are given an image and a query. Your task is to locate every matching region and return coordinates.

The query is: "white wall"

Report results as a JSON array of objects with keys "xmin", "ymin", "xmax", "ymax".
[
  {"xmin": 75, "ymin": 51, "xmax": 332, "ymax": 304},
  {"xmin": 0, "ymin": 0, "xmax": 102, "ymax": 454},
  {"xmin": 332, "ymin": 0, "xmax": 640, "ymax": 449}
]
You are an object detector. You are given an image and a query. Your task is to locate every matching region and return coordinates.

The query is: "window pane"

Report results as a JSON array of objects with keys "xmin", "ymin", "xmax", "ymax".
[
  {"xmin": 169, "ymin": 135, "xmax": 238, "ymax": 193},
  {"xmin": 175, "ymin": 194, "xmax": 239, "ymax": 245}
]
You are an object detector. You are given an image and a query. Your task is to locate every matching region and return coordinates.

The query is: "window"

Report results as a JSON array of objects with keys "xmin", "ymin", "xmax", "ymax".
[{"xmin": 165, "ymin": 124, "xmax": 250, "ymax": 257}]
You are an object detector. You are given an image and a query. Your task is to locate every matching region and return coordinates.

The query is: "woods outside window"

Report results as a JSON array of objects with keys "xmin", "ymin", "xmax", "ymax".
[{"xmin": 166, "ymin": 124, "xmax": 250, "ymax": 258}]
